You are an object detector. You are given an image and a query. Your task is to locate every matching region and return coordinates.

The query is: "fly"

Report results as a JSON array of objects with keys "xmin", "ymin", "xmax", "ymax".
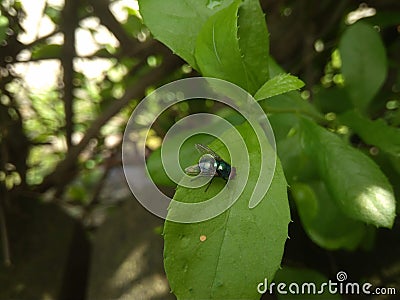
[{"xmin": 184, "ymin": 143, "xmax": 236, "ymax": 191}]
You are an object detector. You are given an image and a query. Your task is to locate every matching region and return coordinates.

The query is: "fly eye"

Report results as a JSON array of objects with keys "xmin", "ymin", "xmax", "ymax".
[
  {"xmin": 199, "ymin": 154, "xmax": 215, "ymax": 164},
  {"xmin": 200, "ymin": 162, "xmax": 212, "ymax": 169}
]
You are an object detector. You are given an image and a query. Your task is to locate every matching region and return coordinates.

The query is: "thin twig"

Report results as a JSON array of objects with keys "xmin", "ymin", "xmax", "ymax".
[
  {"xmin": 0, "ymin": 199, "xmax": 11, "ymax": 267},
  {"xmin": 60, "ymin": 0, "xmax": 79, "ymax": 149},
  {"xmin": 87, "ymin": 0, "xmax": 139, "ymax": 55},
  {"xmin": 23, "ymin": 30, "xmax": 62, "ymax": 49}
]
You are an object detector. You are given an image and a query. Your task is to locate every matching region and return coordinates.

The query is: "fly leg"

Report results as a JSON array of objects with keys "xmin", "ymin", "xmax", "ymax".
[{"xmin": 205, "ymin": 176, "xmax": 215, "ymax": 192}]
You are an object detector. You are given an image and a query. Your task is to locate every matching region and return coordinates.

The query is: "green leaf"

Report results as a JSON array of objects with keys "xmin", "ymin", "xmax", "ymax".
[
  {"xmin": 291, "ymin": 181, "xmax": 366, "ymax": 250},
  {"xmin": 339, "ymin": 110, "xmax": 400, "ymax": 157},
  {"xmin": 122, "ymin": 14, "xmax": 145, "ymax": 38},
  {"xmin": 254, "ymin": 73, "xmax": 305, "ymax": 101},
  {"xmin": 339, "ymin": 21, "xmax": 387, "ymax": 111},
  {"xmin": 31, "ymin": 44, "xmax": 62, "ymax": 60},
  {"xmin": 273, "ymin": 267, "xmax": 341, "ymax": 300},
  {"xmin": 139, "ymin": 0, "xmax": 234, "ymax": 69},
  {"xmin": 313, "ymin": 86, "xmax": 352, "ymax": 114},
  {"xmin": 0, "ymin": 15, "xmax": 9, "ymax": 43},
  {"xmin": 237, "ymin": 0, "xmax": 270, "ymax": 94},
  {"xmin": 92, "ymin": 47, "xmax": 113, "ymax": 58},
  {"xmin": 195, "ymin": 1, "xmax": 251, "ymax": 92},
  {"xmin": 140, "ymin": 0, "xmax": 273, "ymax": 94},
  {"xmin": 267, "ymin": 110, "xmax": 319, "ymax": 183},
  {"xmin": 44, "ymin": 4, "xmax": 60, "ymax": 24},
  {"xmin": 300, "ymin": 118, "xmax": 396, "ymax": 228},
  {"xmin": 164, "ymin": 122, "xmax": 290, "ymax": 299}
]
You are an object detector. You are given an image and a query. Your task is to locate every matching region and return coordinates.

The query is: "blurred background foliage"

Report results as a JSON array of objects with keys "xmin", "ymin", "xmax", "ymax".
[{"xmin": 0, "ymin": 0, "xmax": 399, "ymax": 299}]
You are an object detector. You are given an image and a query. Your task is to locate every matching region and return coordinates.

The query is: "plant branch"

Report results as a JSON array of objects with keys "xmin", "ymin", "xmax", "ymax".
[
  {"xmin": 22, "ymin": 39, "xmax": 162, "ymax": 63},
  {"xmin": 60, "ymin": 0, "xmax": 79, "ymax": 149},
  {"xmin": 35, "ymin": 51, "xmax": 183, "ymax": 193}
]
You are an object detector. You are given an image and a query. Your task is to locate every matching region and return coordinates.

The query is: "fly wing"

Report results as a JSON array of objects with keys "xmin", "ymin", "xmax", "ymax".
[
  {"xmin": 184, "ymin": 164, "xmax": 201, "ymax": 175},
  {"xmin": 185, "ymin": 164, "xmax": 215, "ymax": 176},
  {"xmin": 195, "ymin": 143, "xmax": 221, "ymax": 160}
]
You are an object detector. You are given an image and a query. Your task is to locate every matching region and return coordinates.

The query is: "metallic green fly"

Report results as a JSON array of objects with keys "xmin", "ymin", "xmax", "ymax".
[{"xmin": 185, "ymin": 143, "xmax": 236, "ymax": 191}]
